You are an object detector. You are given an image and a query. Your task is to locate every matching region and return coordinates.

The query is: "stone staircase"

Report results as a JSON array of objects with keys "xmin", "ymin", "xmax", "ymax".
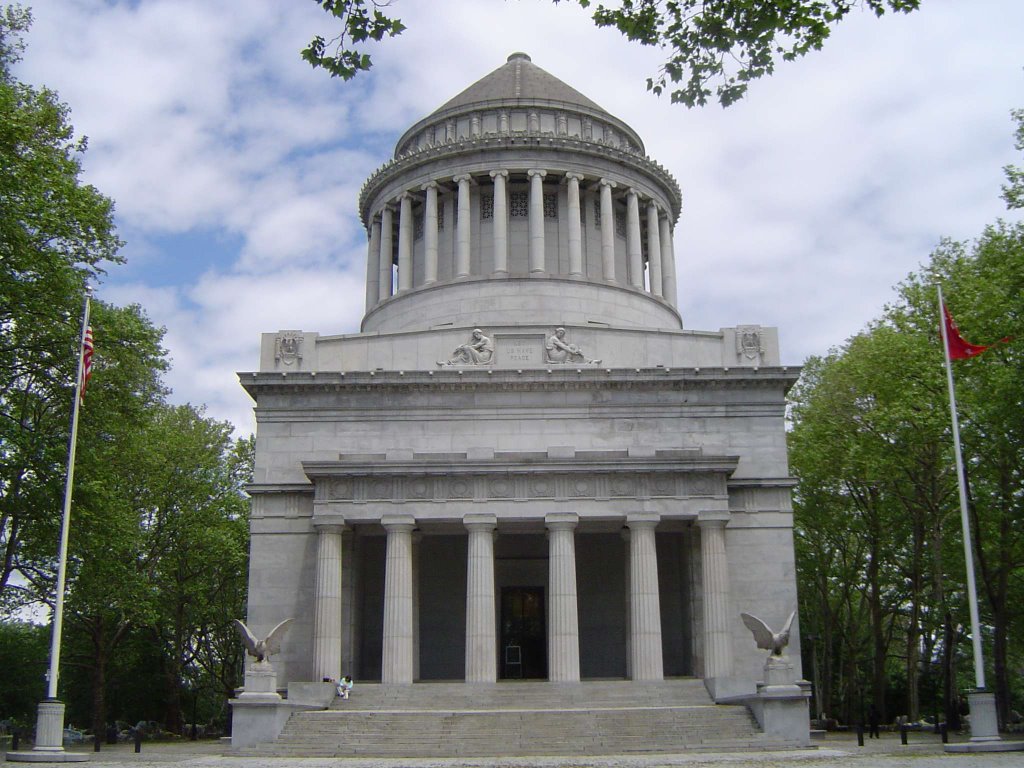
[{"xmin": 239, "ymin": 679, "xmax": 774, "ymax": 757}]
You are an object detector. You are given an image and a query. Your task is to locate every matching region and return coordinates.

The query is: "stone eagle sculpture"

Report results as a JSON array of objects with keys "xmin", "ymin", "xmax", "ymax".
[
  {"xmin": 740, "ymin": 610, "xmax": 796, "ymax": 656},
  {"xmin": 233, "ymin": 618, "xmax": 293, "ymax": 663}
]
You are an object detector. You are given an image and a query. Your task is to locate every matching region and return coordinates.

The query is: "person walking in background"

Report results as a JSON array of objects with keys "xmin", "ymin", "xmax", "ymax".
[{"xmin": 868, "ymin": 703, "xmax": 881, "ymax": 738}]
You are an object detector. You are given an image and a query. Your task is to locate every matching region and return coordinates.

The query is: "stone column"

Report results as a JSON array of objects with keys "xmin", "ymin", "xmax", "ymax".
[
  {"xmin": 599, "ymin": 179, "xmax": 616, "ymax": 282},
  {"xmin": 381, "ymin": 515, "xmax": 416, "ymax": 684},
  {"xmin": 627, "ymin": 513, "xmax": 664, "ymax": 681},
  {"xmin": 646, "ymin": 202, "xmax": 663, "ymax": 298},
  {"xmin": 626, "ymin": 188, "xmax": 643, "ymax": 289},
  {"xmin": 378, "ymin": 205, "xmax": 394, "ymax": 302},
  {"xmin": 566, "ymin": 173, "xmax": 584, "ymax": 276},
  {"xmin": 490, "ymin": 170, "xmax": 509, "ymax": 275},
  {"xmin": 365, "ymin": 215, "xmax": 381, "ymax": 313},
  {"xmin": 659, "ymin": 215, "xmax": 678, "ymax": 308},
  {"xmin": 312, "ymin": 523, "xmax": 345, "ymax": 683},
  {"xmin": 454, "ymin": 174, "xmax": 472, "ymax": 278},
  {"xmin": 698, "ymin": 517, "xmax": 733, "ymax": 682},
  {"xmin": 397, "ymin": 193, "xmax": 413, "ymax": 292},
  {"xmin": 465, "ymin": 514, "xmax": 497, "ymax": 682},
  {"xmin": 422, "ymin": 182, "xmax": 439, "ymax": 284},
  {"xmin": 546, "ymin": 512, "xmax": 580, "ymax": 682},
  {"xmin": 528, "ymin": 169, "xmax": 547, "ymax": 273}
]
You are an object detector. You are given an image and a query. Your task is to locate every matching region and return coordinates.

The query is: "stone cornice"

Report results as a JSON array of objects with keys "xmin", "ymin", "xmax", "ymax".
[{"xmin": 238, "ymin": 366, "xmax": 800, "ymax": 399}]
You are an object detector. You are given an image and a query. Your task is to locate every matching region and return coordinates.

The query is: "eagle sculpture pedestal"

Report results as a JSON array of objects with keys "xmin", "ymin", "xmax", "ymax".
[
  {"xmin": 239, "ymin": 660, "xmax": 281, "ymax": 701},
  {"xmin": 751, "ymin": 654, "xmax": 811, "ymax": 747},
  {"xmin": 230, "ymin": 663, "xmax": 292, "ymax": 749}
]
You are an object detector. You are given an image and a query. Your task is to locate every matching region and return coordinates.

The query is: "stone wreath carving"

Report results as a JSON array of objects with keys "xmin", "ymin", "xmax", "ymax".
[
  {"xmin": 545, "ymin": 327, "xmax": 600, "ymax": 365},
  {"xmin": 438, "ymin": 328, "xmax": 494, "ymax": 367}
]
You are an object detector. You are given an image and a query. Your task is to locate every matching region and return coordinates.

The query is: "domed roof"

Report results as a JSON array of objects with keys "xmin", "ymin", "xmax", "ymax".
[
  {"xmin": 393, "ymin": 53, "xmax": 645, "ymax": 158},
  {"xmin": 430, "ymin": 52, "xmax": 606, "ymax": 116}
]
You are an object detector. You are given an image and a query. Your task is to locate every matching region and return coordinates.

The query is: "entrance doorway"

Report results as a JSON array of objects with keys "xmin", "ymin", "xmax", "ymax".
[{"xmin": 500, "ymin": 587, "xmax": 546, "ymax": 679}]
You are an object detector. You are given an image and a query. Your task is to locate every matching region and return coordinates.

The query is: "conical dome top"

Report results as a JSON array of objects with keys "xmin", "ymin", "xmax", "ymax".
[
  {"xmin": 431, "ymin": 52, "xmax": 606, "ymax": 115},
  {"xmin": 393, "ymin": 53, "xmax": 644, "ymax": 158}
]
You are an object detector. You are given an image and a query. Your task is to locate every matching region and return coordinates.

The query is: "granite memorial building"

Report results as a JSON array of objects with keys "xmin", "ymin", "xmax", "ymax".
[{"xmin": 241, "ymin": 53, "xmax": 801, "ymax": 701}]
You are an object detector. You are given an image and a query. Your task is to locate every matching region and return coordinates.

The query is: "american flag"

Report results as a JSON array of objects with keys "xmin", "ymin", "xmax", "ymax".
[{"xmin": 80, "ymin": 326, "xmax": 94, "ymax": 404}]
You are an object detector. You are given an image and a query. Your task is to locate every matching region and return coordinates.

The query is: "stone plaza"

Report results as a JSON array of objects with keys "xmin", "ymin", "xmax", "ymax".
[{"xmin": 234, "ymin": 53, "xmax": 808, "ymax": 753}]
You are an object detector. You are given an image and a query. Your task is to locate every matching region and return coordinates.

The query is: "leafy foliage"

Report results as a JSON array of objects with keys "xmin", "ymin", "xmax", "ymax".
[
  {"xmin": 302, "ymin": 0, "xmax": 922, "ymax": 107},
  {"xmin": 1, "ymin": 8, "xmax": 252, "ymax": 736},
  {"xmin": 581, "ymin": 0, "xmax": 921, "ymax": 107},
  {"xmin": 791, "ymin": 222, "xmax": 1024, "ymax": 727},
  {"xmin": 1002, "ymin": 108, "xmax": 1024, "ymax": 210},
  {"xmin": 0, "ymin": 5, "xmax": 123, "ymax": 613},
  {"xmin": 302, "ymin": 0, "xmax": 406, "ymax": 80}
]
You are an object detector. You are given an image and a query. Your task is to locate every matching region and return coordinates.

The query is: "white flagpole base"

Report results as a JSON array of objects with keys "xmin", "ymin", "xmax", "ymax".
[{"xmin": 5, "ymin": 700, "xmax": 89, "ymax": 762}]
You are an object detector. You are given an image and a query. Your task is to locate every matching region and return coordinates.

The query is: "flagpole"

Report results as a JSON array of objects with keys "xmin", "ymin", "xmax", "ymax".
[
  {"xmin": 7, "ymin": 289, "xmax": 93, "ymax": 762},
  {"xmin": 937, "ymin": 284, "xmax": 986, "ymax": 690},
  {"xmin": 47, "ymin": 288, "xmax": 92, "ymax": 699}
]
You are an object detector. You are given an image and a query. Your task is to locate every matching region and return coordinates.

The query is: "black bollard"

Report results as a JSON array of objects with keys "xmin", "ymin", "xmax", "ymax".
[
  {"xmin": 941, "ymin": 723, "xmax": 949, "ymax": 744},
  {"xmin": 134, "ymin": 730, "xmax": 142, "ymax": 753},
  {"xmin": 94, "ymin": 736, "xmax": 101, "ymax": 752},
  {"xmin": 900, "ymin": 725, "xmax": 908, "ymax": 745},
  {"xmin": 11, "ymin": 730, "xmax": 19, "ymax": 751},
  {"xmin": 857, "ymin": 723, "xmax": 864, "ymax": 746}
]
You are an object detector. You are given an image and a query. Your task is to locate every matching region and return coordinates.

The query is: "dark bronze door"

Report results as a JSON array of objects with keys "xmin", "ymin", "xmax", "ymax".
[{"xmin": 500, "ymin": 586, "xmax": 547, "ymax": 679}]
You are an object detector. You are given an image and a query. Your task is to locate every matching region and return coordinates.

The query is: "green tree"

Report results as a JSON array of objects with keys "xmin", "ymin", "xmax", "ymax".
[
  {"xmin": 1002, "ymin": 108, "xmax": 1024, "ymax": 209},
  {"xmin": 0, "ymin": 4, "xmax": 122, "ymax": 612},
  {"xmin": 0, "ymin": 620, "xmax": 48, "ymax": 726},
  {"xmin": 303, "ymin": 0, "xmax": 922, "ymax": 106},
  {"xmin": 791, "ymin": 222, "xmax": 1024, "ymax": 728}
]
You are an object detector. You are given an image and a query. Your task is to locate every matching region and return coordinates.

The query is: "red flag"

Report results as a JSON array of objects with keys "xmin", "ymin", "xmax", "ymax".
[
  {"xmin": 79, "ymin": 326, "xmax": 93, "ymax": 404},
  {"xmin": 943, "ymin": 304, "xmax": 1007, "ymax": 360}
]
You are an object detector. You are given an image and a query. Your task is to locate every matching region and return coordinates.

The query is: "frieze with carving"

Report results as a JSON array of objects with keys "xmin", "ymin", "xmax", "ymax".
[{"xmin": 317, "ymin": 471, "xmax": 730, "ymax": 504}]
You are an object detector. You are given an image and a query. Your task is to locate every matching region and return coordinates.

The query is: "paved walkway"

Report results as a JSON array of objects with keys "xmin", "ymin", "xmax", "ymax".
[{"xmin": 6, "ymin": 733, "xmax": 1024, "ymax": 768}]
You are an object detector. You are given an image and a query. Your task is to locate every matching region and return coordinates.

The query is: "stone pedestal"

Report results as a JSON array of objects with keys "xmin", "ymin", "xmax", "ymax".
[
  {"xmin": 239, "ymin": 660, "xmax": 282, "ymax": 701},
  {"xmin": 752, "ymin": 655, "xmax": 810, "ymax": 747},
  {"xmin": 5, "ymin": 699, "xmax": 89, "ymax": 762},
  {"xmin": 944, "ymin": 690, "xmax": 1024, "ymax": 753}
]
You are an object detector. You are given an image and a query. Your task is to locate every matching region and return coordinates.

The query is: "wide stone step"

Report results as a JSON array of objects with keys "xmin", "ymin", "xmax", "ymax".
[{"xmin": 239, "ymin": 680, "xmax": 767, "ymax": 757}]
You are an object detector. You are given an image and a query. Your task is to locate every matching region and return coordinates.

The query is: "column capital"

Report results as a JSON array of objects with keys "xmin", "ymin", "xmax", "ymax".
[
  {"xmin": 489, "ymin": 169, "xmax": 508, "ymax": 180},
  {"xmin": 464, "ymin": 513, "xmax": 497, "ymax": 532},
  {"xmin": 626, "ymin": 187, "xmax": 639, "ymax": 199},
  {"xmin": 527, "ymin": 168, "xmax": 548, "ymax": 179},
  {"xmin": 564, "ymin": 172, "xmax": 585, "ymax": 183},
  {"xmin": 382, "ymin": 514, "xmax": 417, "ymax": 531},
  {"xmin": 311, "ymin": 518, "xmax": 347, "ymax": 534},
  {"xmin": 453, "ymin": 173, "xmax": 473, "ymax": 184},
  {"xmin": 420, "ymin": 180, "xmax": 438, "ymax": 191},
  {"xmin": 599, "ymin": 178, "xmax": 617, "ymax": 189},
  {"xmin": 399, "ymin": 191, "xmax": 414, "ymax": 201},
  {"xmin": 545, "ymin": 512, "xmax": 578, "ymax": 531},
  {"xmin": 626, "ymin": 512, "xmax": 661, "ymax": 529},
  {"xmin": 696, "ymin": 513, "xmax": 730, "ymax": 528}
]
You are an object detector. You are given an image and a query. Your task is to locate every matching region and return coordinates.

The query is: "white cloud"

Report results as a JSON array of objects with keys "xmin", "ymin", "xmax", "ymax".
[{"xmin": 16, "ymin": 0, "xmax": 1024, "ymax": 431}]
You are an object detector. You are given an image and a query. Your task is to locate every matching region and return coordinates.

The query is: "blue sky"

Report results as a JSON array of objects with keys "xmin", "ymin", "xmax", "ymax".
[{"xmin": 15, "ymin": 0, "xmax": 1024, "ymax": 435}]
